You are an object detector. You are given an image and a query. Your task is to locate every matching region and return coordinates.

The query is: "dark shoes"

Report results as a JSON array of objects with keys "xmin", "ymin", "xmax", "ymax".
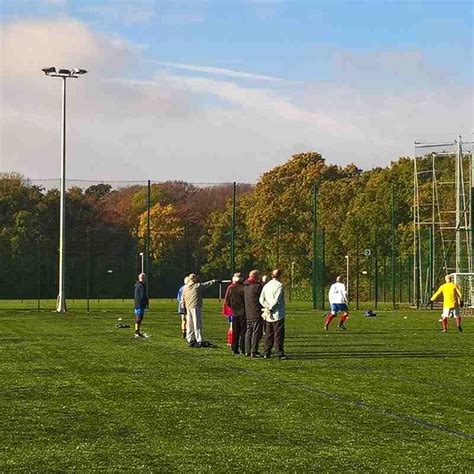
[
  {"xmin": 189, "ymin": 340, "xmax": 214, "ymax": 348},
  {"xmin": 250, "ymin": 352, "xmax": 261, "ymax": 358},
  {"xmin": 263, "ymin": 352, "xmax": 288, "ymax": 360},
  {"xmin": 337, "ymin": 323, "xmax": 347, "ymax": 330}
]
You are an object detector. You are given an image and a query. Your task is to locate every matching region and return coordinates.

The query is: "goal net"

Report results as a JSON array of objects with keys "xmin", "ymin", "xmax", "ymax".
[{"xmin": 451, "ymin": 273, "xmax": 474, "ymax": 317}]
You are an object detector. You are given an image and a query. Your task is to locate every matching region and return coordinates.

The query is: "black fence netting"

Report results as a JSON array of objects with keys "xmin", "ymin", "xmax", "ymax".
[{"xmin": 1, "ymin": 174, "xmax": 414, "ymax": 310}]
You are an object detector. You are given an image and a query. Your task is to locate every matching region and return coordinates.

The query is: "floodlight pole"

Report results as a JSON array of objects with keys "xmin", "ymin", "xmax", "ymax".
[
  {"xmin": 42, "ymin": 67, "xmax": 87, "ymax": 312},
  {"xmin": 57, "ymin": 77, "xmax": 67, "ymax": 312}
]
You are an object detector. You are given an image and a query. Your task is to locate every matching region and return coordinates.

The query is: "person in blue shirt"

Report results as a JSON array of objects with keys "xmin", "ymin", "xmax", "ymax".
[{"xmin": 134, "ymin": 273, "xmax": 149, "ymax": 338}]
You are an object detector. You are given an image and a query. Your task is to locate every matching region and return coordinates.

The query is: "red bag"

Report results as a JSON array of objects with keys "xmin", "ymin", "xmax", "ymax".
[{"xmin": 227, "ymin": 327, "xmax": 234, "ymax": 346}]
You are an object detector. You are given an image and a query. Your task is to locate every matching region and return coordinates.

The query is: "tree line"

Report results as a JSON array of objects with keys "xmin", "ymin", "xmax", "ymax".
[{"xmin": 0, "ymin": 151, "xmax": 449, "ymax": 300}]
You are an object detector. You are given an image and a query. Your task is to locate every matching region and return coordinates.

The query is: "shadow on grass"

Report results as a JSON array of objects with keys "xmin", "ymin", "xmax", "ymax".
[
  {"xmin": 288, "ymin": 329, "xmax": 439, "ymax": 336},
  {"xmin": 289, "ymin": 350, "xmax": 455, "ymax": 359},
  {"xmin": 287, "ymin": 341, "xmax": 387, "ymax": 349}
]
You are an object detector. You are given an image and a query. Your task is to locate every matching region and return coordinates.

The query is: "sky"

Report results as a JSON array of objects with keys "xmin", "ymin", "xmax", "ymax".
[{"xmin": 0, "ymin": 0, "xmax": 473, "ymax": 183}]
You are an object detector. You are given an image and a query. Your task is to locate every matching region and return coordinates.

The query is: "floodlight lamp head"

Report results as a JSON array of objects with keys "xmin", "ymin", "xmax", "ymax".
[
  {"xmin": 72, "ymin": 68, "xmax": 88, "ymax": 75},
  {"xmin": 58, "ymin": 68, "xmax": 72, "ymax": 76},
  {"xmin": 42, "ymin": 67, "xmax": 57, "ymax": 75}
]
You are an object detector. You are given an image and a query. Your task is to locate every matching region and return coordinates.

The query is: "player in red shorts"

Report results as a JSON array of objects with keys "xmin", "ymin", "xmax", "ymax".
[{"xmin": 324, "ymin": 276, "xmax": 349, "ymax": 330}]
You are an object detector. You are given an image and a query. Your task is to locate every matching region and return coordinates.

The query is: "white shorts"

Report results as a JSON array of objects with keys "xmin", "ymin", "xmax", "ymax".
[{"xmin": 441, "ymin": 307, "xmax": 460, "ymax": 319}]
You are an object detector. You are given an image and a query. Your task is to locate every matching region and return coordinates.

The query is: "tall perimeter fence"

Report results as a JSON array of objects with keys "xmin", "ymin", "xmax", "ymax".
[{"xmin": 1, "ymin": 177, "xmax": 414, "ymax": 311}]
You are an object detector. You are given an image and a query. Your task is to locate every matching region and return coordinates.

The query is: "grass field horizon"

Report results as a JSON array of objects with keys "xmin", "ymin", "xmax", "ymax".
[{"xmin": 1, "ymin": 299, "xmax": 472, "ymax": 472}]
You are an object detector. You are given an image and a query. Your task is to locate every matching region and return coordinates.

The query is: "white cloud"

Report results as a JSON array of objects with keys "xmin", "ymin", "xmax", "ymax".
[
  {"xmin": 151, "ymin": 61, "xmax": 287, "ymax": 82},
  {"xmin": 150, "ymin": 73, "xmax": 351, "ymax": 134},
  {"xmin": 0, "ymin": 18, "xmax": 472, "ymax": 184},
  {"xmin": 0, "ymin": 18, "xmax": 137, "ymax": 77}
]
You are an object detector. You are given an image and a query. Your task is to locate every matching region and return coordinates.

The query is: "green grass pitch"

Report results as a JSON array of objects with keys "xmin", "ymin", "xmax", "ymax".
[{"xmin": 1, "ymin": 300, "xmax": 472, "ymax": 472}]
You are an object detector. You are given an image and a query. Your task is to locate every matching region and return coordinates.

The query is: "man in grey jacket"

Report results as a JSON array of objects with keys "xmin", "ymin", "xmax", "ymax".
[
  {"xmin": 259, "ymin": 268, "xmax": 288, "ymax": 360},
  {"xmin": 182, "ymin": 273, "xmax": 218, "ymax": 347}
]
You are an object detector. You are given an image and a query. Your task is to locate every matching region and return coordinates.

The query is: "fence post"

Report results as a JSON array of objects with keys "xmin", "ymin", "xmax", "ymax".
[
  {"xmin": 20, "ymin": 255, "xmax": 24, "ymax": 303},
  {"xmin": 86, "ymin": 226, "xmax": 90, "ymax": 312},
  {"xmin": 356, "ymin": 234, "xmax": 360, "ymax": 310},
  {"xmin": 321, "ymin": 229, "xmax": 326, "ymax": 309},
  {"xmin": 36, "ymin": 240, "xmax": 41, "ymax": 311},
  {"xmin": 183, "ymin": 221, "xmax": 187, "ymax": 277},
  {"xmin": 391, "ymin": 185, "xmax": 396, "ymax": 309},
  {"xmin": 230, "ymin": 182, "xmax": 236, "ymax": 277},
  {"xmin": 312, "ymin": 183, "xmax": 318, "ymax": 310},
  {"xmin": 374, "ymin": 234, "xmax": 378, "ymax": 310},
  {"xmin": 471, "ymin": 185, "xmax": 474, "ymax": 272},
  {"xmin": 428, "ymin": 227, "xmax": 433, "ymax": 309},
  {"xmin": 72, "ymin": 255, "xmax": 75, "ymax": 303},
  {"xmin": 276, "ymin": 224, "xmax": 281, "ymax": 267},
  {"xmin": 146, "ymin": 180, "xmax": 151, "ymax": 297},
  {"xmin": 97, "ymin": 255, "xmax": 100, "ymax": 303},
  {"xmin": 407, "ymin": 257, "xmax": 412, "ymax": 304}
]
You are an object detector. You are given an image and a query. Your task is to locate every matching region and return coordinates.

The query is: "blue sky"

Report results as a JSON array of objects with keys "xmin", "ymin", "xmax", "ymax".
[
  {"xmin": 3, "ymin": 0, "xmax": 471, "ymax": 81},
  {"xmin": 1, "ymin": 0, "xmax": 472, "ymax": 181}
]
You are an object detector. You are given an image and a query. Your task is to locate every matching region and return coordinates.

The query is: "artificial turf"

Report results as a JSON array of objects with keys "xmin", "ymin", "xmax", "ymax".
[{"xmin": 1, "ymin": 300, "xmax": 472, "ymax": 472}]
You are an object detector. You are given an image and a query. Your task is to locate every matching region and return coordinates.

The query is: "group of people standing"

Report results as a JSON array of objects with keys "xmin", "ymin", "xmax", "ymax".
[
  {"xmin": 176, "ymin": 268, "xmax": 288, "ymax": 359},
  {"xmin": 223, "ymin": 269, "xmax": 288, "ymax": 360}
]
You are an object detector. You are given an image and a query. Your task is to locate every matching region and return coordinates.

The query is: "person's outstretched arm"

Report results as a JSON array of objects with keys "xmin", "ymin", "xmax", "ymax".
[
  {"xmin": 198, "ymin": 279, "xmax": 217, "ymax": 290},
  {"xmin": 430, "ymin": 286, "xmax": 442, "ymax": 302}
]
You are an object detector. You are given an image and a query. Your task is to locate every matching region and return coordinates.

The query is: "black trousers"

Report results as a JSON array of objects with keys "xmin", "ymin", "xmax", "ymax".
[
  {"xmin": 231, "ymin": 315, "xmax": 247, "ymax": 353},
  {"xmin": 263, "ymin": 319, "xmax": 285, "ymax": 356},
  {"xmin": 245, "ymin": 319, "xmax": 263, "ymax": 355}
]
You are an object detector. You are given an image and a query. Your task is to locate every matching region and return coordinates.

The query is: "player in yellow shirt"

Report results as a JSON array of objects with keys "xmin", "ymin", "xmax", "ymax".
[{"xmin": 430, "ymin": 275, "xmax": 463, "ymax": 333}]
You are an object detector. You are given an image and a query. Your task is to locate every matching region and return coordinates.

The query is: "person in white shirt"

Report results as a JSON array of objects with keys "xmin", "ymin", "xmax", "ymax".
[
  {"xmin": 259, "ymin": 268, "xmax": 288, "ymax": 360},
  {"xmin": 324, "ymin": 275, "xmax": 349, "ymax": 330}
]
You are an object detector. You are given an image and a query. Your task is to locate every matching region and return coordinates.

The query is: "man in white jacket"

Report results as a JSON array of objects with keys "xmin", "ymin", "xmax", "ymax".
[
  {"xmin": 259, "ymin": 268, "xmax": 288, "ymax": 360},
  {"xmin": 324, "ymin": 275, "xmax": 349, "ymax": 330}
]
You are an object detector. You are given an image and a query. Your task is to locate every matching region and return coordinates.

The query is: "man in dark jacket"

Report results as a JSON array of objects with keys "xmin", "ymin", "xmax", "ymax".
[
  {"xmin": 225, "ymin": 273, "xmax": 246, "ymax": 354},
  {"xmin": 134, "ymin": 273, "xmax": 149, "ymax": 338},
  {"xmin": 244, "ymin": 269, "xmax": 263, "ymax": 357}
]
